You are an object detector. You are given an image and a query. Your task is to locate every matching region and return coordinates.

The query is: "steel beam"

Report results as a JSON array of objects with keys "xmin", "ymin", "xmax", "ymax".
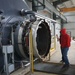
[{"xmin": 60, "ymin": 7, "xmax": 75, "ymax": 12}]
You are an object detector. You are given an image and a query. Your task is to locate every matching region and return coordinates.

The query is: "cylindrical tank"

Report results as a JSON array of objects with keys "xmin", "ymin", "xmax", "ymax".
[{"xmin": 14, "ymin": 19, "xmax": 51, "ymax": 60}]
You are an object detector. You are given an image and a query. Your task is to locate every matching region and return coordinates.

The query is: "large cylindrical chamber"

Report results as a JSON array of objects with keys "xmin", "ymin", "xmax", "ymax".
[
  {"xmin": 1, "ymin": 19, "xmax": 51, "ymax": 61},
  {"xmin": 14, "ymin": 20, "xmax": 51, "ymax": 59}
]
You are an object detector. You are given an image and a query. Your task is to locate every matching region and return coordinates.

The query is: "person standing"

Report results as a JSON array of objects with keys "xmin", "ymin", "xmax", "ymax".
[{"xmin": 59, "ymin": 28, "xmax": 71, "ymax": 67}]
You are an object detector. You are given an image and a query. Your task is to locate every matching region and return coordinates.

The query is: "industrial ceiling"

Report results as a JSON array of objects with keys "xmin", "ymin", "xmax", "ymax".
[
  {"xmin": 51, "ymin": 0, "xmax": 75, "ymax": 22},
  {"xmin": 52, "ymin": 0, "xmax": 75, "ymax": 12},
  {"xmin": 28, "ymin": 0, "xmax": 75, "ymax": 22}
]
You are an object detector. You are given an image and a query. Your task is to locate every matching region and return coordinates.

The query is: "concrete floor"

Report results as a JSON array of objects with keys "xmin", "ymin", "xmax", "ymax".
[
  {"xmin": 10, "ymin": 40, "xmax": 75, "ymax": 75},
  {"xmin": 26, "ymin": 40, "xmax": 75, "ymax": 75},
  {"xmin": 50, "ymin": 40, "xmax": 75, "ymax": 65}
]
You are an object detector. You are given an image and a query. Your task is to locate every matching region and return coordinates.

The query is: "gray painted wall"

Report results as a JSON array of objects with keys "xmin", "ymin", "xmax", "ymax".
[
  {"xmin": 63, "ymin": 22, "xmax": 75, "ymax": 37},
  {"xmin": 63, "ymin": 12, "xmax": 75, "ymax": 37}
]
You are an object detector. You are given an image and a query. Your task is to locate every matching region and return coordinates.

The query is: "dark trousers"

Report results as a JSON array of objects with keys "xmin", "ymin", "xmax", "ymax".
[{"xmin": 61, "ymin": 47, "xmax": 69, "ymax": 65}]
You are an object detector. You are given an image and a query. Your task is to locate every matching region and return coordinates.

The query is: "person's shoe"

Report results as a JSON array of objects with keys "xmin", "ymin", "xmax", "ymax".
[
  {"xmin": 60, "ymin": 60, "xmax": 64, "ymax": 64},
  {"xmin": 62, "ymin": 64, "xmax": 69, "ymax": 68},
  {"xmin": 61, "ymin": 64, "xmax": 69, "ymax": 72}
]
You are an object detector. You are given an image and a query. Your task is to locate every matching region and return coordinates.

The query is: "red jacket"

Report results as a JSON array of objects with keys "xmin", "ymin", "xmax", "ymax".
[{"xmin": 60, "ymin": 28, "xmax": 71, "ymax": 48}]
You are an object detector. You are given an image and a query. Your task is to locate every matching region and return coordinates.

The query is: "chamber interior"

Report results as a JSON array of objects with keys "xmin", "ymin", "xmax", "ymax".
[{"xmin": 36, "ymin": 22, "xmax": 51, "ymax": 56}]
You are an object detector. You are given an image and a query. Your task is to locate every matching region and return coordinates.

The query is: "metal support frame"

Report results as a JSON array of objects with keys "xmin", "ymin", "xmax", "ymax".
[
  {"xmin": 29, "ymin": 29, "xmax": 34, "ymax": 75},
  {"xmin": 3, "ymin": 46, "xmax": 9, "ymax": 75},
  {"xmin": 3, "ymin": 45, "xmax": 14, "ymax": 75},
  {"xmin": 2, "ymin": 27, "xmax": 14, "ymax": 75}
]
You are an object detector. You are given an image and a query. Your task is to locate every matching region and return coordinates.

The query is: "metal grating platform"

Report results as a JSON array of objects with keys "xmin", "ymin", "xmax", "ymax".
[{"xmin": 34, "ymin": 62, "xmax": 75, "ymax": 75}]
